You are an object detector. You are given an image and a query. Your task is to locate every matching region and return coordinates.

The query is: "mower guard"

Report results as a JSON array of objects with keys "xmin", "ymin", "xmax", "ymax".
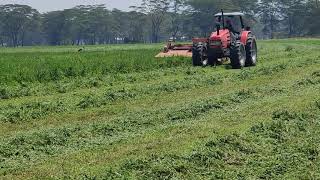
[
  {"xmin": 155, "ymin": 38, "xmax": 208, "ymax": 58},
  {"xmin": 155, "ymin": 42, "xmax": 193, "ymax": 58},
  {"xmin": 155, "ymin": 49, "xmax": 192, "ymax": 58}
]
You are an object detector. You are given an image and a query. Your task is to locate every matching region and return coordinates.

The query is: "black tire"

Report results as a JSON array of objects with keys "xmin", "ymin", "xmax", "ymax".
[
  {"xmin": 192, "ymin": 46, "xmax": 201, "ymax": 66},
  {"xmin": 192, "ymin": 43, "xmax": 208, "ymax": 66},
  {"xmin": 245, "ymin": 35, "xmax": 258, "ymax": 67},
  {"xmin": 230, "ymin": 41, "xmax": 246, "ymax": 69}
]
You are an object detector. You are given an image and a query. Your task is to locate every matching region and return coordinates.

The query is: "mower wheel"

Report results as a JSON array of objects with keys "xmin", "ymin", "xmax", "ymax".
[
  {"xmin": 230, "ymin": 41, "xmax": 246, "ymax": 69},
  {"xmin": 192, "ymin": 43, "xmax": 207, "ymax": 66},
  {"xmin": 245, "ymin": 35, "xmax": 258, "ymax": 67}
]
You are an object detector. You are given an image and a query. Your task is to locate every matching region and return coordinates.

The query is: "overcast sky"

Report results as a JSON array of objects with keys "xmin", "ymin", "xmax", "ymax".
[{"xmin": 0, "ymin": 0, "xmax": 142, "ymax": 12}]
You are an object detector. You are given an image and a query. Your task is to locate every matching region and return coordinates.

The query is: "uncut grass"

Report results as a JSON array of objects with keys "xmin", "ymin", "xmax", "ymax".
[
  {"xmin": 0, "ymin": 43, "xmax": 162, "ymax": 54},
  {"xmin": 0, "ymin": 49, "xmax": 189, "ymax": 85},
  {"xmin": 1, "ymin": 40, "xmax": 317, "ymax": 101},
  {"xmin": 0, "ymin": 67, "xmax": 209, "ymax": 101}
]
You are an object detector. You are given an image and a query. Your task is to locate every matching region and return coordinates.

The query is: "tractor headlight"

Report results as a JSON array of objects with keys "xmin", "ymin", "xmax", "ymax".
[{"xmin": 210, "ymin": 40, "xmax": 222, "ymax": 46}]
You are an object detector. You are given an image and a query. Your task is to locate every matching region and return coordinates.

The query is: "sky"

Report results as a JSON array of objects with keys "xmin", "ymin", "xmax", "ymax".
[{"xmin": 0, "ymin": 0, "xmax": 142, "ymax": 12}]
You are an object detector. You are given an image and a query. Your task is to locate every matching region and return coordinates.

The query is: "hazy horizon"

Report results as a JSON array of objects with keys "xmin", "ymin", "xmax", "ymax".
[{"xmin": 0, "ymin": 0, "xmax": 142, "ymax": 12}]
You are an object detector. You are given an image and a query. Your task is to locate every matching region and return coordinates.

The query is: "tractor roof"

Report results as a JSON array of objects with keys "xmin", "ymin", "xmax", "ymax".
[{"xmin": 214, "ymin": 12, "xmax": 244, "ymax": 17}]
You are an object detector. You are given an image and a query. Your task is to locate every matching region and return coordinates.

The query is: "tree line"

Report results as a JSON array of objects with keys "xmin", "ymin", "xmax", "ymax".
[{"xmin": 0, "ymin": 0, "xmax": 319, "ymax": 47}]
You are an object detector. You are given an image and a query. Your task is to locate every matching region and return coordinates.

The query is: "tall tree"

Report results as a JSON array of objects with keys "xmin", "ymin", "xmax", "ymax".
[
  {"xmin": 169, "ymin": 0, "xmax": 185, "ymax": 40},
  {"xmin": 0, "ymin": 4, "xmax": 40, "ymax": 47},
  {"xmin": 132, "ymin": 0, "xmax": 171, "ymax": 43},
  {"xmin": 42, "ymin": 11, "xmax": 66, "ymax": 45},
  {"xmin": 111, "ymin": 9, "xmax": 130, "ymax": 43},
  {"xmin": 127, "ymin": 11, "xmax": 147, "ymax": 42},
  {"xmin": 257, "ymin": 0, "xmax": 283, "ymax": 39},
  {"xmin": 281, "ymin": 0, "xmax": 307, "ymax": 37},
  {"xmin": 304, "ymin": 0, "xmax": 320, "ymax": 35},
  {"xmin": 85, "ymin": 5, "xmax": 111, "ymax": 45}
]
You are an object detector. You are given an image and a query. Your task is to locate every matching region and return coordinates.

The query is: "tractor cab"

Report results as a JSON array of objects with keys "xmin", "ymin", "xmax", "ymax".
[{"xmin": 214, "ymin": 12, "xmax": 247, "ymax": 35}]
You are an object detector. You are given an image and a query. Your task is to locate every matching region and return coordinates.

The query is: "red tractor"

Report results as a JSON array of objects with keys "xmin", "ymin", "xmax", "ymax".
[{"xmin": 156, "ymin": 11, "xmax": 257, "ymax": 69}]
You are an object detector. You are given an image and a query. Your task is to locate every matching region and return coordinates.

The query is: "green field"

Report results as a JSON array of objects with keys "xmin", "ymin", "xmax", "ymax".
[{"xmin": 0, "ymin": 39, "xmax": 320, "ymax": 179}]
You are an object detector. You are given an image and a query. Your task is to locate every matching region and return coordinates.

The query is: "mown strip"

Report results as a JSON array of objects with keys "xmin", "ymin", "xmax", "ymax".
[
  {"xmin": 98, "ymin": 103, "xmax": 320, "ymax": 179},
  {"xmin": 3, "ymin": 77, "xmax": 319, "ymax": 179},
  {"xmin": 0, "ymin": 75, "xmax": 319, "ymax": 176}
]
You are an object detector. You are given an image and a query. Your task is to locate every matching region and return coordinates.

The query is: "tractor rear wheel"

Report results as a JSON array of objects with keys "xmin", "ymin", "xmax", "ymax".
[
  {"xmin": 192, "ymin": 43, "xmax": 208, "ymax": 66},
  {"xmin": 245, "ymin": 35, "xmax": 258, "ymax": 67},
  {"xmin": 230, "ymin": 41, "xmax": 246, "ymax": 69}
]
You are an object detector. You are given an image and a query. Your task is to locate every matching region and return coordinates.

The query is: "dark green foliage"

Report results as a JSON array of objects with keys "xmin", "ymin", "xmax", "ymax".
[
  {"xmin": 312, "ymin": 70, "xmax": 320, "ymax": 77},
  {"xmin": 0, "ymin": 88, "xmax": 9, "ymax": 99},
  {"xmin": 295, "ymin": 70, "xmax": 320, "ymax": 87},
  {"xmin": 257, "ymin": 64, "xmax": 287, "ymax": 75},
  {"xmin": 228, "ymin": 89, "xmax": 253, "ymax": 103},
  {"xmin": 285, "ymin": 46, "xmax": 294, "ymax": 52},
  {"xmin": 0, "ymin": 101, "xmax": 67, "ymax": 123},
  {"xmin": 77, "ymin": 95, "xmax": 102, "ymax": 109},
  {"xmin": 167, "ymin": 99, "xmax": 224, "ymax": 121},
  {"xmin": 316, "ymin": 101, "xmax": 320, "ymax": 110},
  {"xmin": 237, "ymin": 70, "xmax": 253, "ymax": 80},
  {"xmin": 104, "ymin": 88, "xmax": 137, "ymax": 102}
]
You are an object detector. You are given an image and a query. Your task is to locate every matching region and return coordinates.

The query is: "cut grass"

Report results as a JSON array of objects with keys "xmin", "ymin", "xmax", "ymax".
[{"xmin": 0, "ymin": 39, "xmax": 320, "ymax": 179}]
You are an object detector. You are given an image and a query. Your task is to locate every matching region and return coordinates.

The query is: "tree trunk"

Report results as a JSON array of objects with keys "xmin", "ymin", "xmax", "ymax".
[
  {"xmin": 92, "ymin": 33, "xmax": 96, "ymax": 45},
  {"xmin": 21, "ymin": 31, "xmax": 25, "ymax": 47},
  {"xmin": 270, "ymin": 14, "xmax": 274, "ymax": 39},
  {"xmin": 12, "ymin": 33, "xmax": 18, "ymax": 47},
  {"xmin": 151, "ymin": 22, "xmax": 157, "ymax": 43},
  {"xmin": 288, "ymin": 16, "xmax": 293, "ymax": 38}
]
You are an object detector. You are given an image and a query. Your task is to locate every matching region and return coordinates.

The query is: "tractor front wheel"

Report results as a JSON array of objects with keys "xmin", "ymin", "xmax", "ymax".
[
  {"xmin": 230, "ymin": 41, "xmax": 246, "ymax": 69},
  {"xmin": 192, "ymin": 43, "xmax": 208, "ymax": 66}
]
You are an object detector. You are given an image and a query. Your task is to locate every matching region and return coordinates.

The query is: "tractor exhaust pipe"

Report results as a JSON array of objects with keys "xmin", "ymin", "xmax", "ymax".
[
  {"xmin": 221, "ymin": 9, "xmax": 225, "ymax": 29},
  {"xmin": 216, "ymin": 9, "xmax": 224, "ymax": 35}
]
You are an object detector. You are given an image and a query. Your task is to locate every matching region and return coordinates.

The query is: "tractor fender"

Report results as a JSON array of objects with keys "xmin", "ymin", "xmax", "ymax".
[{"xmin": 240, "ymin": 31, "xmax": 251, "ymax": 45}]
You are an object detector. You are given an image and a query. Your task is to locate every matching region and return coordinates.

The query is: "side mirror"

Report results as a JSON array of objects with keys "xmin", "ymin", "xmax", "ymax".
[{"xmin": 245, "ymin": 26, "xmax": 251, "ymax": 31}]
